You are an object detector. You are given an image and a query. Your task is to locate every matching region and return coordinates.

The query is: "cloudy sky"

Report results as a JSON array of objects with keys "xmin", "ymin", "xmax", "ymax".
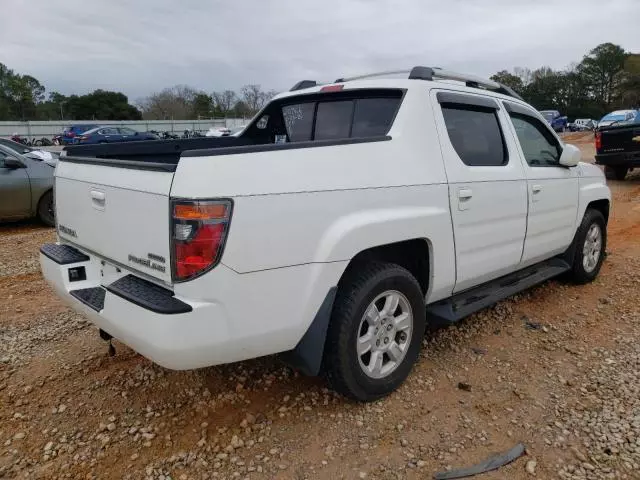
[{"xmin": 2, "ymin": 0, "xmax": 639, "ymax": 101}]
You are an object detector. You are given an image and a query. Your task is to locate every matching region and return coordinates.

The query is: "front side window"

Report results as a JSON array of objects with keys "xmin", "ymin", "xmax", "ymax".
[
  {"xmin": 509, "ymin": 114, "xmax": 562, "ymax": 166},
  {"xmin": 441, "ymin": 106, "xmax": 507, "ymax": 166},
  {"xmin": 119, "ymin": 127, "xmax": 137, "ymax": 135}
]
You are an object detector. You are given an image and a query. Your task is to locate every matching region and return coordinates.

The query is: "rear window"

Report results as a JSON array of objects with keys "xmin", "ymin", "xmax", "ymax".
[
  {"xmin": 276, "ymin": 90, "xmax": 402, "ymax": 143},
  {"xmin": 282, "ymin": 103, "xmax": 315, "ymax": 142},
  {"xmin": 315, "ymin": 101, "xmax": 353, "ymax": 140}
]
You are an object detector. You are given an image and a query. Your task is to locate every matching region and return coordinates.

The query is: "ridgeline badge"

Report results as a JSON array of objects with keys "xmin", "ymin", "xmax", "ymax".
[{"xmin": 128, "ymin": 253, "xmax": 166, "ymax": 273}]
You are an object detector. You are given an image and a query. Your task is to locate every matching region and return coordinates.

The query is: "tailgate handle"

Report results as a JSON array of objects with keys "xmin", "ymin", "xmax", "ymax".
[{"xmin": 90, "ymin": 190, "xmax": 106, "ymax": 209}]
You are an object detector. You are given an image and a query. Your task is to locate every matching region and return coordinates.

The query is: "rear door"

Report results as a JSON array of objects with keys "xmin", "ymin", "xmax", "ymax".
[
  {"xmin": 0, "ymin": 151, "xmax": 31, "ymax": 218},
  {"xmin": 503, "ymin": 101, "xmax": 579, "ymax": 265},
  {"xmin": 432, "ymin": 90, "xmax": 527, "ymax": 293},
  {"xmin": 54, "ymin": 160, "xmax": 174, "ymax": 284},
  {"xmin": 118, "ymin": 127, "xmax": 137, "ymax": 142},
  {"xmin": 99, "ymin": 127, "xmax": 120, "ymax": 143}
]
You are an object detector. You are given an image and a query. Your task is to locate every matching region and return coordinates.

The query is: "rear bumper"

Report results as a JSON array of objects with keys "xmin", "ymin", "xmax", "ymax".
[
  {"xmin": 40, "ymin": 243, "xmax": 343, "ymax": 370},
  {"xmin": 595, "ymin": 151, "xmax": 640, "ymax": 167},
  {"xmin": 40, "ymin": 245, "xmax": 231, "ymax": 369}
]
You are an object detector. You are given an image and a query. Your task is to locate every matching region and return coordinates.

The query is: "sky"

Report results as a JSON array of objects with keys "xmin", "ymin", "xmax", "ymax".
[{"xmin": 2, "ymin": 0, "xmax": 639, "ymax": 101}]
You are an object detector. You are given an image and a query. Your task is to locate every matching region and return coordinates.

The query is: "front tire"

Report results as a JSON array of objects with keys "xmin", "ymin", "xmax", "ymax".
[
  {"xmin": 604, "ymin": 166, "xmax": 628, "ymax": 180},
  {"xmin": 568, "ymin": 209, "xmax": 606, "ymax": 284},
  {"xmin": 37, "ymin": 191, "xmax": 55, "ymax": 227},
  {"xmin": 323, "ymin": 262, "xmax": 426, "ymax": 402}
]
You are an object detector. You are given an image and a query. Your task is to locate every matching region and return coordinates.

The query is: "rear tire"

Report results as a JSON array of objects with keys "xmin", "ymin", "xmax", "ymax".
[
  {"xmin": 568, "ymin": 209, "xmax": 606, "ymax": 284},
  {"xmin": 604, "ymin": 166, "xmax": 628, "ymax": 180},
  {"xmin": 37, "ymin": 191, "xmax": 55, "ymax": 227},
  {"xmin": 323, "ymin": 262, "xmax": 426, "ymax": 402}
]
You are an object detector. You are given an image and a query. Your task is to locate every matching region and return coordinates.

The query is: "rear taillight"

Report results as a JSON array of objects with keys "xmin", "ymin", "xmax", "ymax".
[
  {"xmin": 171, "ymin": 199, "xmax": 232, "ymax": 282},
  {"xmin": 595, "ymin": 131, "xmax": 602, "ymax": 150},
  {"xmin": 78, "ymin": 135, "xmax": 88, "ymax": 141}
]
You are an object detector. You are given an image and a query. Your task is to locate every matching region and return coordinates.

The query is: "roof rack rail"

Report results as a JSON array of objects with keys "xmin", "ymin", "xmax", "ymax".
[
  {"xmin": 329, "ymin": 66, "xmax": 523, "ymax": 101},
  {"xmin": 289, "ymin": 80, "xmax": 318, "ymax": 91}
]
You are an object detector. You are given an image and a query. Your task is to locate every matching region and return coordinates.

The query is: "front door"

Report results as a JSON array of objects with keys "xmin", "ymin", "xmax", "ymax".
[
  {"xmin": 0, "ymin": 152, "xmax": 31, "ymax": 219},
  {"xmin": 432, "ymin": 91, "xmax": 528, "ymax": 293},
  {"xmin": 503, "ymin": 102, "xmax": 579, "ymax": 265}
]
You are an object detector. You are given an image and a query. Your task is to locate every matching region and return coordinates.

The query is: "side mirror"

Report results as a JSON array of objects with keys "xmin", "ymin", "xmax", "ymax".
[
  {"xmin": 4, "ymin": 157, "xmax": 26, "ymax": 169},
  {"xmin": 559, "ymin": 143, "xmax": 581, "ymax": 167}
]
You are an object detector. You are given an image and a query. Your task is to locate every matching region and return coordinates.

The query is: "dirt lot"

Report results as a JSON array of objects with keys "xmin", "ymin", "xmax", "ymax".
[{"xmin": 1, "ymin": 132, "xmax": 640, "ymax": 480}]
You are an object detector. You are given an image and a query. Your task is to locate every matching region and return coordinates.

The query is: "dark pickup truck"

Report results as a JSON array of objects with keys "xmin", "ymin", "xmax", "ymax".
[{"xmin": 595, "ymin": 111, "xmax": 640, "ymax": 180}]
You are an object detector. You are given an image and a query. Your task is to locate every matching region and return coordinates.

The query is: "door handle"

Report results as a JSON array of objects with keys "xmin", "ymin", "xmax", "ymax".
[
  {"xmin": 90, "ymin": 190, "xmax": 106, "ymax": 210},
  {"xmin": 532, "ymin": 185, "xmax": 542, "ymax": 194},
  {"xmin": 457, "ymin": 188, "xmax": 473, "ymax": 211},
  {"xmin": 458, "ymin": 188, "xmax": 473, "ymax": 199}
]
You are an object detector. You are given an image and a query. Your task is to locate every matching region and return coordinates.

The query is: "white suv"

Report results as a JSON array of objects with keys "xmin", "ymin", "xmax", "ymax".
[{"xmin": 41, "ymin": 66, "xmax": 610, "ymax": 401}]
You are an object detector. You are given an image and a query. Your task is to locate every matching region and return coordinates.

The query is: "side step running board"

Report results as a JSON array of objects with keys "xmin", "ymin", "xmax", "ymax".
[{"xmin": 426, "ymin": 258, "xmax": 570, "ymax": 325}]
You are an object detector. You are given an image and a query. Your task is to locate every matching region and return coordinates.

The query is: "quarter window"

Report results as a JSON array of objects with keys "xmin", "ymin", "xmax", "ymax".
[{"xmin": 441, "ymin": 106, "xmax": 507, "ymax": 166}]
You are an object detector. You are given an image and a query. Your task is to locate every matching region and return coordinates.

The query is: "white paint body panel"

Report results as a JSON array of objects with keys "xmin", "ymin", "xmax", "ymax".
[
  {"xmin": 430, "ymin": 90, "xmax": 528, "ymax": 292},
  {"xmin": 44, "ymin": 77, "xmax": 611, "ymax": 370}
]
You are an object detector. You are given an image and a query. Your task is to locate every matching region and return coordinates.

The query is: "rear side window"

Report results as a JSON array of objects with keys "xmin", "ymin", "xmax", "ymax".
[
  {"xmin": 441, "ymin": 106, "xmax": 507, "ymax": 166},
  {"xmin": 278, "ymin": 91, "xmax": 402, "ymax": 142}
]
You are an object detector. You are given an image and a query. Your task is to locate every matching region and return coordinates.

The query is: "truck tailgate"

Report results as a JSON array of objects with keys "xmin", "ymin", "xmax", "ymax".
[
  {"xmin": 600, "ymin": 126, "xmax": 640, "ymax": 154},
  {"xmin": 55, "ymin": 160, "xmax": 174, "ymax": 284}
]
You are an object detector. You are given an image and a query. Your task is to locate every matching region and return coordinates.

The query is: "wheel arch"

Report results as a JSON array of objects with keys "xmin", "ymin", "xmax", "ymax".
[
  {"xmin": 280, "ymin": 238, "xmax": 431, "ymax": 376},
  {"xmin": 586, "ymin": 198, "xmax": 610, "ymax": 225}
]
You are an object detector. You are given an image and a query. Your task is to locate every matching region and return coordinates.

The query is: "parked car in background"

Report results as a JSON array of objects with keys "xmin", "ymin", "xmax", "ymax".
[
  {"xmin": 539, "ymin": 110, "xmax": 569, "ymax": 132},
  {"xmin": 205, "ymin": 127, "xmax": 231, "ymax": 137},
  {"xmin": 0, "ymin": 144, "xmax": 55, "ymax": 226},
  {"xmin": 595, "ymin": 110, "xmax": 640, "ymax": 180},
  {"xmin": 75, "ymin": 126, "xmax": 159, "ymax": 144},
  {"xmin": 569, "ymin": 118, "xmax": 597, "ymax": 132},
  {"xmin": 0, "ymin": 138, "xmax": 59, "ymax": 166},
  {"xmin": 58, "ymin": 124, "xmax": 99, "ymax": 145},
  {"xmin": 597, "ymin": 110, "xmax": 638, "ymax": 128}
]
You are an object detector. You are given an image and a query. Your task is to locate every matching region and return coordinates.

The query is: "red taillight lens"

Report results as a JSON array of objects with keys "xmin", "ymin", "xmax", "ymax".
[
  {"xmin": 595, "ymin": 131, "xmax": 602, "ymax": 150},
  {"xmin": 171, "ymin": 200, "xmax": 232, "ymax": 282}
]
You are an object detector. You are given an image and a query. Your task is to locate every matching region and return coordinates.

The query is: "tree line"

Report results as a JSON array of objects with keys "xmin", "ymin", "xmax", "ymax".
[
  {"xmin": 491, "ymin": 43, "xmax": 640, "ymax": 120},
  {"xmin": 0, "ymin": 62, "xmax": 276, "ymax": 122},
  {"xmin": 0, "ymin": 63, "xmax": 142, "ymax": 121},
  {"xmin": 2, "ymin": 42, "xmax": 638, "ymax": 122},
  {"xmin": 136, "ymin": 84, "xmax": 278, "ymax": 120}
]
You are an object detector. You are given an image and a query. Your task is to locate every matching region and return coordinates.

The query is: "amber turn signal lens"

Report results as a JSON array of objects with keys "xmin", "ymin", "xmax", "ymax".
[{"xmin": 174, "ymin": 203, "xmax": 228, "ymax": 220}]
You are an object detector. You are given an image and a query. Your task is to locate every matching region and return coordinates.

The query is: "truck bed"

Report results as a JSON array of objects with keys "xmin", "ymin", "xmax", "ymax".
[{"xmin": 63, "ymin": 136, "xmax": 254, "ymax": 166}]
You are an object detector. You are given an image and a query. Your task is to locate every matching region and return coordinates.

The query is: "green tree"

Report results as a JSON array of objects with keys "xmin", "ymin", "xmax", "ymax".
[
  {"xmin": 577, "ymin": 43, "xmax": 627, "ymax": 107},
  {"xmin": 490, "ymin": 70, "xmax": 524, "ymax": 93},
  {"xmin": 192, "ymin": 93, "xmax": 213, "ymax": 118}
]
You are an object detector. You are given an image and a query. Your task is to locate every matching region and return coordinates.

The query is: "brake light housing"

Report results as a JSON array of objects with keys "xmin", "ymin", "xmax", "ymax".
[
  {"xmin": 595, "ymin": 131, "xmax": 602, "ymax": 150},
  {"xmin": 171, "ymin": 199, "xmax": 233, "ymax": 282}
]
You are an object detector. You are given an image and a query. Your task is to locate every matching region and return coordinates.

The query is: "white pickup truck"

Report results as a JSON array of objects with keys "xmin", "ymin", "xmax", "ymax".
[{"xmin": 40, "ymin": 67, "xmax": 611, "ymax": 402}]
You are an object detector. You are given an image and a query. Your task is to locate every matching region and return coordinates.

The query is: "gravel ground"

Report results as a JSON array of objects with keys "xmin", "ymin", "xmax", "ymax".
[{"xmin": 2, "ymin": 133, "xmax": 640, "ymax": 480}]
